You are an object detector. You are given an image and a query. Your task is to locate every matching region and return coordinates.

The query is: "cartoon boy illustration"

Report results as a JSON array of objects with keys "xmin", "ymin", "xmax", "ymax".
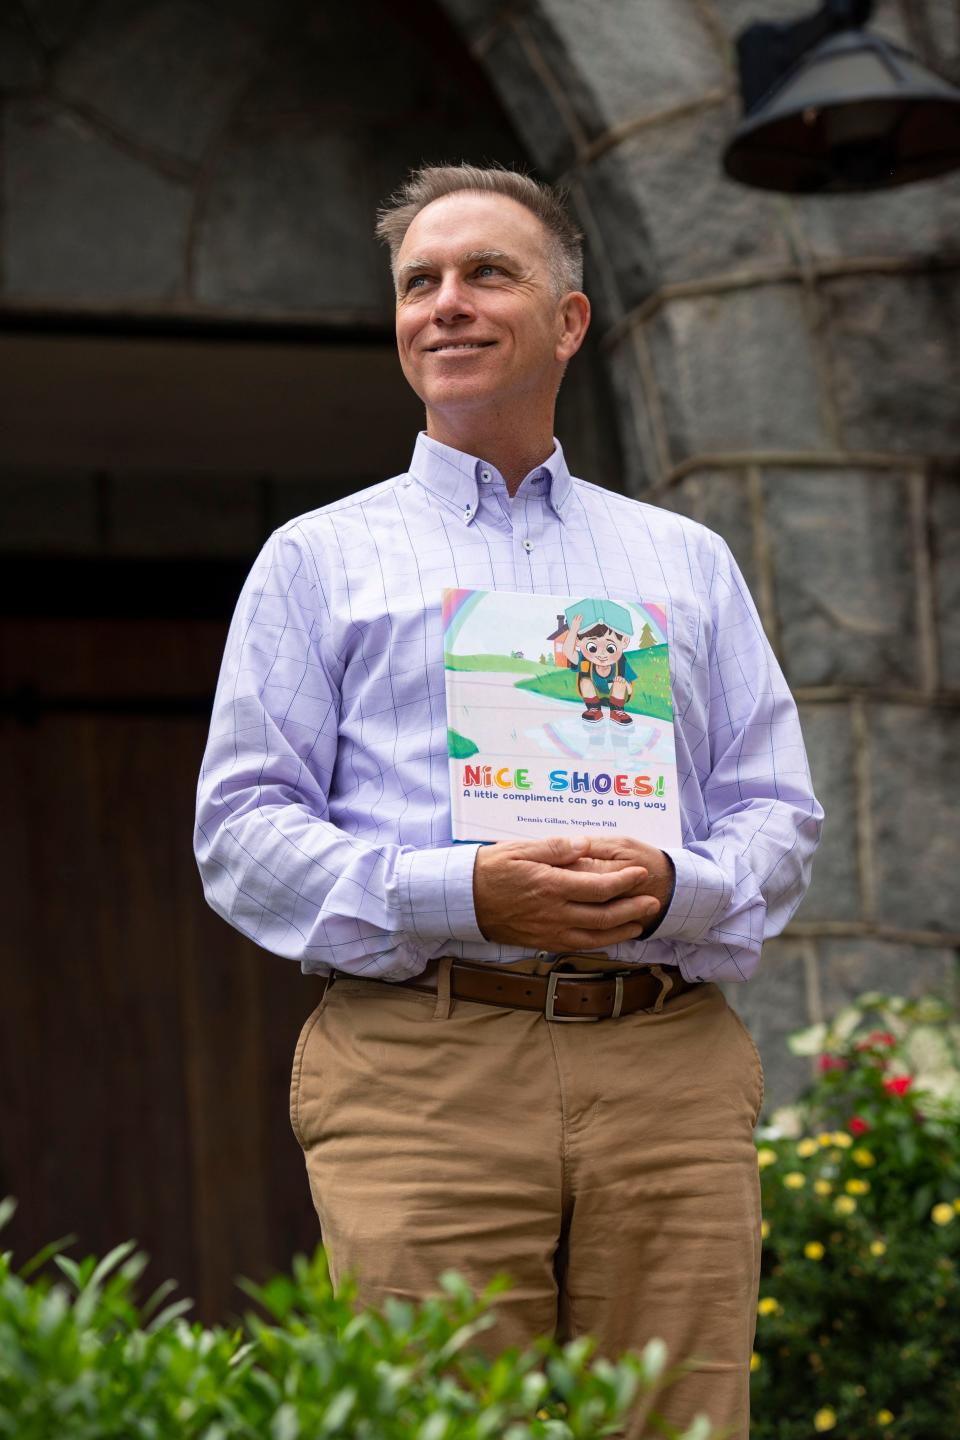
[{"xmin": 561, "ymin": 598, "xmax": 635, "ymax": 725}]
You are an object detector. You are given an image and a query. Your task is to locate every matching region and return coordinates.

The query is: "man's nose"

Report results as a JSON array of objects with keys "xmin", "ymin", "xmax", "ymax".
[{"xmin": 431, "ymin": 272, "xmax": 475, "ymax": 323}]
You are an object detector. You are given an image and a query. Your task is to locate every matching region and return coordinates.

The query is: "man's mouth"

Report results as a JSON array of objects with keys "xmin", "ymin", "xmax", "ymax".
[{"xmin": 426, "ymin": 341, "xmax": 496, "ymax": 353}]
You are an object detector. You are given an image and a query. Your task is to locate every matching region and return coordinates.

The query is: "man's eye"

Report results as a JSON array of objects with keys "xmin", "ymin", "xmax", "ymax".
[
  {"xmin": 475, "ymin": 264, "xmax": 501, "ymax": 278},
  {"xmin": 605, "ymin": 644, "xmax": 617, "ymax": 656},
  {"xmin": 585, "ymin": 643, "xmax": 597, "ymax": 655},
  {"xmin": 406, "ymin": 275, "xmax": 430, "ymax": 291}
]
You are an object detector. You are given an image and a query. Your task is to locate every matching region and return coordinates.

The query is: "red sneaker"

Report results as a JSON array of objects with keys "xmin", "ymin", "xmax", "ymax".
[
  {"xmin": 609, "ymin": 706, "xmax": 633, "ymax": 725},
  {"xmin": 581, "ymin": 706, "xmax": 603, "ymax": 722}
]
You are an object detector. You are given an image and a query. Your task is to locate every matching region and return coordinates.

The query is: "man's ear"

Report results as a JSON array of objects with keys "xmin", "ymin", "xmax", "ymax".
[{"xmin": 556, "ymin": 291, "xmax": 590, "ymax": 363}]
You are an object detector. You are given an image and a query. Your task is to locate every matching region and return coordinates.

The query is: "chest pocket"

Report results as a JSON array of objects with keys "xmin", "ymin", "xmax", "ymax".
[{"xmin": 662, "ymin": 598, "xmax": 703, "ymax": 718}]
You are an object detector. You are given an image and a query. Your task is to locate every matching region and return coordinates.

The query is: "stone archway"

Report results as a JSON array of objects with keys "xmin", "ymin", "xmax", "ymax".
[{"xmin": 436, "ymin": 0, "xmax": 960, "ymax": 1104}]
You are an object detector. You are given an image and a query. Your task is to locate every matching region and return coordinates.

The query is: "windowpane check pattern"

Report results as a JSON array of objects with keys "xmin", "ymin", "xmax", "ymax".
[{"xmin": 195, "ymin": 433, "xmax": 823, "ymax": 983}]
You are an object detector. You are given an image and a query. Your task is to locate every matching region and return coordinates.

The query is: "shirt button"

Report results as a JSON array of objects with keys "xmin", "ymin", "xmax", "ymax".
[
  {"xmin": 480, "ymin": 469, "xmax": 492, "ymax": 483},
  {"xmin": 522, "ymin": 539, "xmax": 533, "ymax": 552}
]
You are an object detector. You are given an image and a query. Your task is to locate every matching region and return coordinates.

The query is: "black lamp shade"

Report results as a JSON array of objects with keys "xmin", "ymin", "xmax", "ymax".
[{"xmin": 724, "ymin": 28, "xmax": 960, "ymax": 192}]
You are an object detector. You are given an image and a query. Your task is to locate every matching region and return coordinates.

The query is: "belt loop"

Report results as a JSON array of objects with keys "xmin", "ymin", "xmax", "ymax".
[
  {"xmin": 647, "ymin": 965, "xmax": 673, "ymax": 1013},
  {"xmin": 433, "ymin": 957, "xmax": 454, "ymax": 1020},
  {"xmin": 319, "ymin": 970, "xmax": 336, "ymax": 1011}
]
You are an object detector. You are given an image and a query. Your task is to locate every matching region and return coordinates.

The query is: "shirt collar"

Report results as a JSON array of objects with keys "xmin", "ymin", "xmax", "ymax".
[{"xmin": 408, "ymin": 431, "xmax": 572, "ymax": 524}]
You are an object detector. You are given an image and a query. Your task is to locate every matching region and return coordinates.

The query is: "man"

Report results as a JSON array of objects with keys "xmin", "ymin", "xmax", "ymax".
[{"xmin": 194, "ymin": 164, "xmax": 822, "ymax": 1438}]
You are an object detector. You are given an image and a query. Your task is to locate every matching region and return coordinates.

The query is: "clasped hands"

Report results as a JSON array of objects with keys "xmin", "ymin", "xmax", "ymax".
[{"xmin": 473, "ymin": 835, "xmax": 676, "ymax": 951}]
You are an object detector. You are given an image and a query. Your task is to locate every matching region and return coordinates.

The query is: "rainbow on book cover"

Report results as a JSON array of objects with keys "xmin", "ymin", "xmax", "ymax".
[{"xmin": 443, "ymin": 587, "xmax": 682, "ymax": 846}]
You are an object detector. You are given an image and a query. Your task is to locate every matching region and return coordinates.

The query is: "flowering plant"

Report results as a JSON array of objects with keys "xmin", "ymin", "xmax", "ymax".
[{"xmin": 751, "ymin": 993, "xmax": 960, "ymax": 1438}]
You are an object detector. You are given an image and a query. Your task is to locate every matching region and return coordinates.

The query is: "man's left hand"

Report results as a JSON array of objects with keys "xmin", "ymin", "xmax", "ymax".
[{"xmin": 570, "ymin": 838, "xmax": 676, "ymax": 923}]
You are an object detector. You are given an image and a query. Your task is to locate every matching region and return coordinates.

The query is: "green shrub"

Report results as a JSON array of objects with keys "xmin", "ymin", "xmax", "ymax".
[
  {"xmin": 0, "ymin": 1199, "xmax": 714, "ymax": 1439},
  {"xmin": 751, "ymin": 993, "xmax": 960, "ymax": 1439}
]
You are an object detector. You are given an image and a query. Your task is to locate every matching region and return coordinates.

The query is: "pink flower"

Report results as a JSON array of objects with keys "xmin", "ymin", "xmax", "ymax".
[
  {"xmin": 883, "ymin": 1076, "xmax": 913, "ymax": 1097},
  {"xmin": 818, "ymin": 1054, "xmax": 849, "ymax": 1072},
  {"xmin": 848, "ymin": 1116, "xmax": 870, "ymax": 1136},
  {"xmin": 856, "ymin": 1031, "xmax": 897, "ymax": 1050}
]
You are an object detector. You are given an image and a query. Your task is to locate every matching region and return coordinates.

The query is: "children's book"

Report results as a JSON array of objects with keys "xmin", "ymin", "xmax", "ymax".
[{"xmin": 443, "ymin": 588, "xmax": 682, "ymax": 847}]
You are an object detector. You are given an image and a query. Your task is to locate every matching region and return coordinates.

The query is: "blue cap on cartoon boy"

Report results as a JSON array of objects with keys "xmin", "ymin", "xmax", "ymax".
[{"xmin": 564, "ymin": 598, "xmax": 633, "ymax": 637}]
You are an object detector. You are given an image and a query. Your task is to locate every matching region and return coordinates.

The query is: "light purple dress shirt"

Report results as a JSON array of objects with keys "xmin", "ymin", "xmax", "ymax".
[{"xmin": 194, "ymin": 432, "xmax": 822, "ymax": 984}]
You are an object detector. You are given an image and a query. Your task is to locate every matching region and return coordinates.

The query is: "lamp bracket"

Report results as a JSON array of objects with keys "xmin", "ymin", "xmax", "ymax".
[{"xmin": 736, "ymin": 0, "xmax": 875, "ymax": 114}]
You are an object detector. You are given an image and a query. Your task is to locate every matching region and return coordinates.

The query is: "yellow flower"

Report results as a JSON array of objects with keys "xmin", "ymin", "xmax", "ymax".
[
  {"xmin": 953, "ymin": 1198, "xmax": 960, "ymax": 1212},
  {"xmin": 870, "ymin": 1239, "xmax": 887, "ymax": 1257},
  {"xmin": 804, "ymin": 1241, "xmax": 826, "ymax": 1260},
  {"xmin": 757, "ymin": 1297, "xmax": 780, "ymax": 1316},
  {"xmin": 761, "ymin": 1219, "xmax": 771, "ymax": 1240},
  {"xmin": 834, "ymin": 1195, "xmax": 857, "ymax": 1216},
  {"xmin": 814, "ymin": 1179, "xmax": 833, "ymax": 1196},
  {"xmin": 816, "ymin": 1132, "xmax": 833, "ymax": 1147},
  {"xmin": 852, "ymin": 1147, "xmax": 876, "ymax": 1168},
  {"xmin": 932, "ymin": 1203, "xmax": 956, "ymax": 1227},
  {"xmin": 830, "ymin": 1132, "xmax": 853, "ymax": 1149},
  {"xmin": 814, "ymin": 1407, "xmax": 837, "ymax": 1431},
  {"xmin": 757, "ymin": 1147, "xmax": 778, "ymax": 1168},
  {"xmin": 796, "ymin": 1138, "xmax": 818, "ymax": 1158},
  {"xmin": 750, "ymin": 1351, "xmax": 761, "ymax": 1372},
  {"xmin": 784, "ymin": 1171, "xmax": 806, "ymax": 1189},
  {"xmin": 846, "ymin": 1178, "xmax": 870, "ymax": 1196},
  {"xmin": 876, "ymin": 1409, "xmax": 895, "ymax": 1426}
]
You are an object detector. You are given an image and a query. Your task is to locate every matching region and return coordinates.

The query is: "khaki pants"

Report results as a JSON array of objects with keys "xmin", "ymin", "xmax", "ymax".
[{"xmin": 290, "ymin": 970, "xmax": 764, "ymax": 1439}]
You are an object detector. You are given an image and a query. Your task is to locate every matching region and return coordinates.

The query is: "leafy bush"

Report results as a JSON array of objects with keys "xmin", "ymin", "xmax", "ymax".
[
  {"xmin": 0, "ymin": 1198, "xmax": 713, "ymax": 1440},
  {"xmin": 751, "ymin": 993, "xmax": 960, "ymax": 1439}
]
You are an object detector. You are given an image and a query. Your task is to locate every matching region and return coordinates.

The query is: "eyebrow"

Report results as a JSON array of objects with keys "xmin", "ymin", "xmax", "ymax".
[{"xmin": 396, "ymin": 249, "xmax": 517, "ymax": 282}]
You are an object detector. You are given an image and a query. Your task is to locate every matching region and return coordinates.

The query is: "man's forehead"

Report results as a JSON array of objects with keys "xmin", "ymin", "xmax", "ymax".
[{"xmin": 397, "ymin": 191, "xmax": 549, "ymax": 260}]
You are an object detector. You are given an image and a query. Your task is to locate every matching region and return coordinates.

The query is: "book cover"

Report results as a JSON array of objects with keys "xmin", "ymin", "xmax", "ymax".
[{"xmin": 443, "ymin": 588, "xmax": 682, "ymax": 847}]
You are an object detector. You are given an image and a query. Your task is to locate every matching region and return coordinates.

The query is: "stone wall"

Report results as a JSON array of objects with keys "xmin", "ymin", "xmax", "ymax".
[
  {"xmin": 0, "ymin": 0, "xmax": 621, "ymax": 538},
  {"xmin": 437, "ymin": 0, "xmax": 960, "ymax": 1109}
]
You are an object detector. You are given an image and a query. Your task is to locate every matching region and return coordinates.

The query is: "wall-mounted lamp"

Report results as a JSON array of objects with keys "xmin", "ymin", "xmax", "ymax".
[{"xmin": 723, "ymin": 0, "xmax": 960, "ymax": 192}]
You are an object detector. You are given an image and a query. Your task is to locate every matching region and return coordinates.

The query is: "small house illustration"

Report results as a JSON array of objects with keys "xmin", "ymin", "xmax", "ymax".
[{"xmin": 546, "ymin": 613, "xmax": 570, "ymax": 667}]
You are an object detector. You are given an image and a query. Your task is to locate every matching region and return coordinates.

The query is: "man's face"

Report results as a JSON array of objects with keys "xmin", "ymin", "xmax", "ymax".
[
  {"xmin": 580, "ymin": 628, "xmax": 628, "ymax": 666},
  {"xmin": 394, "ymin": 191, "xmax": 583, "ymax": 423}
]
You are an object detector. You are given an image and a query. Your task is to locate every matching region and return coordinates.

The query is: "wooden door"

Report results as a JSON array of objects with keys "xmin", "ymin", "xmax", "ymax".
[{"xmin": 0, "ymin": 611, "xmax": 324, "ymax": 1324}]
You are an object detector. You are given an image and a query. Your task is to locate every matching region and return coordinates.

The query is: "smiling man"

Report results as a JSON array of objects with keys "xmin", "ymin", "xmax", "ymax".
[{"xmin": 194, "ymin": 164, "xmax": 822, "ymax": 1440}]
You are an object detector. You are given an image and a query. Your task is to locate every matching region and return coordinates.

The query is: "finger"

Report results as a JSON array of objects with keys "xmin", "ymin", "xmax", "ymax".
[
  {"xmin": 567, "ymin": 857, "xmax": 649, "ymax": 876},
  {"xmin": 507, "ymin": 835, "xmax": 590, "ymax": 866},
  {"xmin": 544, "ymin": 865, "xmax": 648, "ymax": 902},
  {"xmin": 559, "ymin": 895, "xmax": 662, "ymax": 931},
  {"xmin": 559, "ymin": 919, "xmax": 661, "ymax": 949},
  {"xmin": 580, "ymin": 836, "xmax": 657, "ymax": 864}
]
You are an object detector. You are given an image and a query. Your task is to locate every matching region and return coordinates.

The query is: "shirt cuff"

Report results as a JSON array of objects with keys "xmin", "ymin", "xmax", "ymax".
[
  {"xmin": 396, "ymin": 843, "xmax": 487, "ymax": 944},
  {"xmin": 651, "ymin": 845, "xmax": 733, "ymax": 945}
]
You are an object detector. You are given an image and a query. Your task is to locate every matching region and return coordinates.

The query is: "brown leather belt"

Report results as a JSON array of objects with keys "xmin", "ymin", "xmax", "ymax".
[{"xmin": 393, "ymin": 960, "xmax": 700, "ymax": 1022}]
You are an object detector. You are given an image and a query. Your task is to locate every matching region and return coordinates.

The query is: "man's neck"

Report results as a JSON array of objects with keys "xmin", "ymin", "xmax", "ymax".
[{"xmin": 425, "ymin": 413, "xmax": 555, "ymax": 496}]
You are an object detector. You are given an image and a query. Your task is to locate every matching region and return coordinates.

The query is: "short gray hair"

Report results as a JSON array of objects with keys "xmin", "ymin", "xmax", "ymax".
[{"xmin": 375, "ymin": 163, "xmax": 584, "ymax": 296}]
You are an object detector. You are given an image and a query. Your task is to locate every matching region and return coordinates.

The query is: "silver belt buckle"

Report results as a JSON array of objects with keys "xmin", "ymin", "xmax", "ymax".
[{"xmin": 545, "ymin": 969, "xmax": 618, "ymax": 1022}]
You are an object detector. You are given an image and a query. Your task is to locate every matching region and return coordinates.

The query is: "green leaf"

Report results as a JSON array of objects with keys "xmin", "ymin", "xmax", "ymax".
[
  {"xmin": 52, "ymin": 1255, "xmax": 84, "ymax": 1289},
  {"xmin": 271, "ymin": 1402, "xmax": 300, "ymax": 1440},
  {"xmin": 145, "ymin": 1297, "xmax": 196, "ymax": 1333},
  {"xmin": 320, "ymin": 1386, "xmax": 356, "ymax": 1434},
  {"xmin": 88, "ymin": 1239, "xmax": 139, "ymax": 1293},
  {"xmin": 638, "ymin": 1337, "xmax": 668, "ymax": 1383},
  {"xmin": 17, "ymin": 1233, "xmax": 78, "ymax": 1281},
  {"xmin": 680, "ymin": 1415, "xmax": 713, "ymax": 1440}
]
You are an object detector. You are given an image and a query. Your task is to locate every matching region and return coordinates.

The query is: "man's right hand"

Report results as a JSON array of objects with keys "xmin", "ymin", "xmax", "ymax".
[{"xmin": 473, "ymin": 836, "xmax": 662, "ymax": 951}]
